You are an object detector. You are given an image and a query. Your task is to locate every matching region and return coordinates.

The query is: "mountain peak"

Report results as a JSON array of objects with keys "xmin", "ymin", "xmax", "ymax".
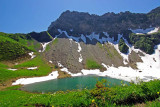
[{"xmin": 148, "ymin": 6, "xmax": 160, "ymax": 14}]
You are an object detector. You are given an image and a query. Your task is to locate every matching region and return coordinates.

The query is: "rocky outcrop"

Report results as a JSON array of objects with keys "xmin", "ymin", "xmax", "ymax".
[
  {"xmin": 29, "ymin": 31, "xmax": 52, "ymax": 42},
  {"xmin": 48, "ymin": 7, "xmax": 160, "ymax": 39}
]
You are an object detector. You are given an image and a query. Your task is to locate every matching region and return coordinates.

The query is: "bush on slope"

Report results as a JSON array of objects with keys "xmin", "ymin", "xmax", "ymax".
[{"xmin": 0, "ymin": 33, "xmax": 31, "ymax": 61}]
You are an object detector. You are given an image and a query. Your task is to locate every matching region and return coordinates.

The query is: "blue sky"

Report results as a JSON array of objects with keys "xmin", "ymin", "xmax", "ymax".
[{"xmin": 0, "ymin": 0, "xmax": 160, "ymax": 33}]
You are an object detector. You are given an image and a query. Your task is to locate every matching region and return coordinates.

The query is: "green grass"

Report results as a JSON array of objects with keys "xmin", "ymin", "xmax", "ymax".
[
  {"xmin": 45, "ymin": 31, "xmax": 53, "ymax": 52},
  {"xmin": 52, "ymin": 38, "xmax": 58, "ymax": 45},
  {"xmin": 97, "ymin": 42, "xmax": 103, "ymax": 49},
  {"xmin": 26, "ymin": 40, "xmax": 41, "ymax": 51},
  {"xmin": 14, "ymin": 55, "xmax": 43, "ymax": 68},
  {"xmin": 0, "ymin": 63, "xmax": 8, "ymax": 68},
  {"xmin": 86, "ymin": 59, "xmax": 102, "ymax": 69},
  {"xmin": 45, "ymin": 44, "xmax": 51, "ymax": 52},
  {"xmin": 0, "ymin": 55, "xmax": 52, "ymax": 84},
  {"xmin": 0, "ymin": 90, "xmax": 32, "ymax": 107},
  {"xmin": 112, "ymin": 80, "xmax": 160, "ymax": 105},
  {"xmin": 46, "ymin": 31, "xmax": 53, "ymax": 39},
  {"xmin": 0, "ymin": 89, "xmax": 91, "ymax": 107},
  {"xmin": 104, "ymin": 44, "xmax": 113, "ymax": 58},
  {"xmin": 5, "ymin": 85, "xmax": 22, "ymax": 90},
  {"xmin": 45, "ymin": 38, "xmax": 58, "ymax": 52},
  {"xmin": 1, "ymin": 80, "xmax": 160, "ymax": 106},
  {"xmin": 104, "ymin": 44, "xmax": 121, "ymax": 59},
  {"xmin": 145, "ymin": 98, "xmax": 160, "ymax": 106}
]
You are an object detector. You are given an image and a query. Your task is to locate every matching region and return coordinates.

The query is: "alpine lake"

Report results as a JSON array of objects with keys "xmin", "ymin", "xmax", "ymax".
[{"xmin": 21, "ymin": 75, "xmax": 130, "ymax": 93}]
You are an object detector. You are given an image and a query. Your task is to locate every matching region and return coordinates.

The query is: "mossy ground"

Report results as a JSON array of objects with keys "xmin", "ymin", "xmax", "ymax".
[{"xmin": 86, "ymin": 59, "xmax": 102, "ymax": 69}]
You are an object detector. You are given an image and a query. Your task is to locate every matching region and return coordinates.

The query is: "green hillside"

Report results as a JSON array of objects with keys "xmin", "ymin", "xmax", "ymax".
[{"xmin": 0, "ymin": 32, "xmax": 37, "ymax": 61}]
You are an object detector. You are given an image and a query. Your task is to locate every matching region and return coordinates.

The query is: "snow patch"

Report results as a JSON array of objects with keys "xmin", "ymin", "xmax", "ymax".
[
  {"xmin": 136, "ymin": 44, "xmax": 160, "ymax": 74},
  {"xmin": 80, "ymin": 63, "xmax": 160, "ymax": 83},
  {"xmin": 49, "ymin": 60, "xmax": 53, "ymax": 63},
  {"xmin": 39, "ymin": 32, "xmax": 58, "ymax": 53},
  {"xmin": 58, "ymin": 62, "xmax": 83, "ymax": 76},
  {"xmin": 76, "ymin": 42, "xmax": 82, "ymax": 52},
  {"xmin": 28, "ymin": 52, "xmax": 36, "ymax": 59},
  {"xmin": 57, "ymin": 61, "xmax": 64, "ymax": 68},
  {"xmin": 60, "ymin": 67, "xmax": 71, "ymax": 75},
  {"xmin": 8, "ymin": 68, "xmax": 17, "ymax": 71},
  {"xmin": 71, "ymin": 73, "xmax": 83, "ymax": 76},
  {"xmin": 69, "ymin": 38, "xmax": 73, "ymax": 44},
  {"xmin": 75, "ymin": 42, "xmax": 83, "ymax": 63},
  {"xmin": 79, "ymin": 54, "xmax": 83, "ymax": 63},
  {"xmin": 58, "ymin": 29, "xmax": 80, "ymax": 42},
  {"xmin": 27, "ymin": 67, "xmax": 38, "ymax": 70},
  {"xmin": 130, "ymin": 27, "xmax": 159, "ymax": 34},
  {"xmin": 81, "ymin": 69, "xmax": 101, "ymax": 75},
  {"xmin": 80, "ymin": 58, "xmax": 160, "ymax": 83},
  {"xmin": 148, "ymin": 27, "xmax": 159, "ymax": 34},
  {"xmin": 41, "ymin": 42, "xmax": 51, "ymax": 52},
  {"xmin": 103, "ymin": 62, "xmax": 160, "ymax": 83},
  {"xmin": 101, "ymin": 64, "xmax": 140, "ymax": 83},
  {"xmin": 12, "ymin": 71, "xmax": 59, "ymax": 85}
]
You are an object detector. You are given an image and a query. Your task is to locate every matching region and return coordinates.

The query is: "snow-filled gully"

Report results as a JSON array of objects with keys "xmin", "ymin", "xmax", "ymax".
[{"xmin": 75, "ymin": 42, "xmax": 83, "ymax": 63}]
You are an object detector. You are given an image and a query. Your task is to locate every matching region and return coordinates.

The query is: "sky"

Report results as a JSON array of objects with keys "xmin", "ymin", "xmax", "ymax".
[{"xmin": 0, "ymin": 0, "xmax": 160, "ymax": 34}]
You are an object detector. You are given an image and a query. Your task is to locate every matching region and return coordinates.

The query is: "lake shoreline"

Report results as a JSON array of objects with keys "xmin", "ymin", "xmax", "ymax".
[
  {"xmin": 21, "ymin": 75, "xmax": 130, "ymax": 93},
  {"xmin": 12, "ymin": 64, "xmax": 160, "ymax": 86},
  {"xmin": 12, "ymin": 70, "xmax": 130, "ymax": 86}
]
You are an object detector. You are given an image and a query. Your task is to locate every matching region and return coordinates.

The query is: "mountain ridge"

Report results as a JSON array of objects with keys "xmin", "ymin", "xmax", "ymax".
[{"xmin": 48, "ymin": 6, "xmax": 160, "ymax": 38}]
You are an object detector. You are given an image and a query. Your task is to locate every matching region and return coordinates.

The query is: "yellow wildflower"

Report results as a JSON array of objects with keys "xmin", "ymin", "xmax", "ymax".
[
  {"xmin": 157, "ymin": 92, "xmax": 159, "ymax": 95},
  {"xmin": 92, "ymin": 99, "xmax": 95, "ymax": 103}
]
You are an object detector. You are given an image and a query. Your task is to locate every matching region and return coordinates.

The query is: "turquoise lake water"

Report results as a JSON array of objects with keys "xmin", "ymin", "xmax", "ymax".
[{"xmin": 22, "ymin": 75, "xmax": 129, "ymax": 93}]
